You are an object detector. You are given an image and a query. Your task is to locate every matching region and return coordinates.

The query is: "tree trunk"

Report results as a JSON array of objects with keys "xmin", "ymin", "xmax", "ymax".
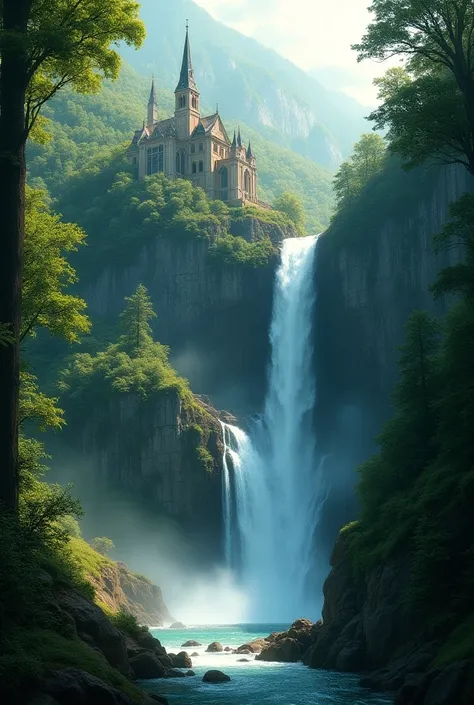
[{"xmin": 0, "ymin": 0, "xmax": 30, "ymax": 511}]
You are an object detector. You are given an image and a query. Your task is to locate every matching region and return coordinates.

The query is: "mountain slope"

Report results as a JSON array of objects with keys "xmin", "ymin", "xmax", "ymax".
[
  {"xmin": 119, "ymin": 0, "xmax": 368, "ymax": 170},
  {"xmin": 28, "ymin": 63, "xmax": 334, "ymax": 231}
]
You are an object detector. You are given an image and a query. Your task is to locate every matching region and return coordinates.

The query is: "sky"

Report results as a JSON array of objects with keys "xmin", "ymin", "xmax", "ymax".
[{"xmin": 193, "ymin": 0, "xmax": 388, "ymax": 106}]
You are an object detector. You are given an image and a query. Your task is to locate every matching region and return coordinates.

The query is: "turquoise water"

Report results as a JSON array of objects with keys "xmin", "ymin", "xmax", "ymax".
[{"xmin": 141, "ymin": 624, "xmax": 393, "ymax": 705}]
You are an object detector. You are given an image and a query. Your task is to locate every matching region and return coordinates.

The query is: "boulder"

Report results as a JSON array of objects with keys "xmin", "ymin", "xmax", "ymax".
[
  {"xmin": 236, "ymin": 638, "xmax": 267, "ymax": 653},
  {"xmin": 256, "ymin": 637, "xmax": 301, "ymax": 663},
  {"xmin": 206, "ymin": 642, "xmax": 224, "ymax": 653},
  {"xmin": 164, "ymin": 669, "xmax": 186, "ymax": 678},
  {"xmin": 202, "ymin": 670, "xmax": 231, "ymax": 683},
  {"xmin": 172, "ymin": 652, "xmax": 192, "ymax": 669},
  {"xmin": 224, "ymin": 646, "xmax": 233, "ymax": 652},
  {"xmin": 181, "ymin": 640, "xmax": 201, "ymax": 647},
  {"xmin": 238, "ymin": 658, "xmax": 251, "ymax": 663},
  {"xmin": 185, "ymin": 671, "xmax": 195, "ymax": 677},
  {"xmin": 56, "ymin": 590, "xmax": 130, "ymax": 676},
  {"xmin": 191, "ymin": 652, "xmax": 199, "ymax": 657},
  {"xmin": 130, "ymin": 652, "xmax": 166, "ymax": 679},
  {"xmin": 169, "ymin": 622, "xmax": 186, "ymax": 629},
  {"xmin": 42, "ymin": 668, "xmax": 135, "ymax": 705}
]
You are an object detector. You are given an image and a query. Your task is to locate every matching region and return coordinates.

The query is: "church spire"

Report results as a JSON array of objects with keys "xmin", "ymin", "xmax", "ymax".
[
  {"xmin": 231, "ymin": 130, "xmax": 237, "ymax": 149},
  {"xmin": 147, "ymin": 75, "xmax": 158, "ymax": 129},
  {"xmin": 175, "ymin": 22, "xmax": 198, "ymax": 93},
  {"xmin": 237, "ymin": 127, "xmax": 242, "ymax": 147},
  {"xmin": 246, "ymin": 141, "xmax": 254, "ymax": 159}
]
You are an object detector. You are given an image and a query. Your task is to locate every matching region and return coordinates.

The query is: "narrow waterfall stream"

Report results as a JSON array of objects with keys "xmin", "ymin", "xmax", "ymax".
[{"xmin": 222, "ymin": 236, "xmax": 325, "ymax": 622}]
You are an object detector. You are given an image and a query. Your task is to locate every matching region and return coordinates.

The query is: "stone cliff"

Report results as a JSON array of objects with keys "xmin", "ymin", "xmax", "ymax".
[
  {"xmin": 52, "ymin": 388, "xmax": 227, "ymax": 563},
  {"xmin": 83, "ymin": 217, "xmax": 292, "ymax": 413},
  {"xmin": 312, "ymin": 163, "xmax": 474, "ymax": 556}
]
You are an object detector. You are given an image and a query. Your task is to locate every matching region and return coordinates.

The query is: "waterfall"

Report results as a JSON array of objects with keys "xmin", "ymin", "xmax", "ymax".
[{"xmin": 221, "ymin": 235, "xmax": 325, "ymax": 622}]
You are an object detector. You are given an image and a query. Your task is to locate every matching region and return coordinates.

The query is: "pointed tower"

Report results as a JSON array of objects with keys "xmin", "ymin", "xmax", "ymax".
[
  {"xmin": 231, "ymin": 129, "xmax": 237, "ymax": 152},
  {"xmin": 246, "ymin": 141, "xmax": 254, "ymax": 160},
  {"xmin": 147, "ymin": 77, "xmax": 158, "ymax": 130},
  {"xmin": 237, "ymin": 127, "xmax": 242, "ymax": 148},
  {"xmin": 174, "ymin": 23, "xmax": 200, "ymax": 140}
]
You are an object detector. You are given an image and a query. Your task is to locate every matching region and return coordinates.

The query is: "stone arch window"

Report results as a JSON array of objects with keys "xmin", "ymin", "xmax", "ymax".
[
  {"xmin": 192, "ymin": 95, "xmax": 198, "ymax": 110},
  {"xmin": 199, "ymin": 160, "xmax": 204, "ymax": 173},
  {"xmin": 176, "ymin": 150, "xmax": 186, "ymax": 175},
  {"xmin": 244, "ymin": 169, "xmax": 251, "ymax": 197},
  {"xmin": 220, "ymin": 166, "xmax": 228, "ymax": 189},
  {"xmin": 147, "ymin": 146, "xmax": 164, "ymax": 175},
  {"xmin": 178, "ymin": 95, "xmax": 186, "ymax": 109},
  {"xmin": 191, "ymin": 143, "xmax": 196, "ymax": 154},
  {"xmin": 199, "ymin": 142, "xmax": 204, "ymax": 152},
  {"xmin": 192, "ymin": 162, "xmax": 197, "ymax": 174}
]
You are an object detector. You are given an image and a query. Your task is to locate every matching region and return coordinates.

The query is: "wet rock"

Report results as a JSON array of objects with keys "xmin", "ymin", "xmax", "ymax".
[
  {"xmin": 256, "ymin": 637, "xmax": 301, "ymax": 663},
  {"xmin": 172, "ymin": 652, "xmax": 192, "ymax": 669},
  {"xmin": 191, "ymin": 652, "xmax": 199, "ymax": 657},
  {"xmin": 202, "ymin": 670, "xmax": 231, "ymax": 683},
  {"xmin": 238, "ymin": 658, "xmax": 251, "ymax": 663},
  {"xmin": 236, "ymin": 638, "xmax": 267, "ymax": 653},
  {"xmin": 185, "ymin": 670, "xmax": 195, "ymax": 677},
  {"xmin": 181, "ymin": 640, "xmax": 201, "ymax": 647},
  {"xmin": 130, "ymin": 652, "xmax": 166, "ymax": 679},
  {"xmin": 164, "ymin": 669, "xmax": 186, "ymax": 679},
  {"xmin": 224, "ymin": 646, "xmax": 233, "ymax": 652},
  {"xmin": 206, "ymin": 641, "xmax": 224, "ymax": 653},
  {"xmin": 169, "ymin": 622, "xmax": 186, "ymax": 629},
  {"xmin": 42, "ymin": 668, "xmax": 135, "ymax": 704}
]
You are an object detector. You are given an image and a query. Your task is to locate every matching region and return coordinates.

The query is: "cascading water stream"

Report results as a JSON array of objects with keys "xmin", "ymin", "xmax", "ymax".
[{"xmin": 222, "ymin": 236, "xmax": 325, "ymax": 622}]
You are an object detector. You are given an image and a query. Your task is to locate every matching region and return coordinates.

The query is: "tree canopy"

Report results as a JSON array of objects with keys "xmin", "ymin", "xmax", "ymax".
[
  {"xmin": 354, "ymin": 0, "xmax": 474, "ymax": 173},
  {"xmin": 333, "ymin": 133, "xmax": 386, "ymax": 212}
]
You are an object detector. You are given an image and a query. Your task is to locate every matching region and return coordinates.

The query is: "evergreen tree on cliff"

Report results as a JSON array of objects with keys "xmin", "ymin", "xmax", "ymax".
[{"xmin": 0, "ymin": 0, "xmax": 145, "ymax": 511}]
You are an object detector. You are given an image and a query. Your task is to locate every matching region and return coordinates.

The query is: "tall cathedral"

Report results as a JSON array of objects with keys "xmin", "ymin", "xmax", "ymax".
[{"xmin": 127, "ymin": 26, "xmax": 258, "ymax": 205}]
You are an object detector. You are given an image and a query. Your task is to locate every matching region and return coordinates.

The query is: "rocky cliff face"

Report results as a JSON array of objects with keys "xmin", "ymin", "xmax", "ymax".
[
  {"xmin": 53, "ymin": 389, "xmax": 226, "ymax": 563},
  {"xmin": 83, "ymin": 219, "xmax": 290, "ymax": 414},
  {"xmin": 312, "ymin": 165, "xmax": 474, "ymax": 556}
]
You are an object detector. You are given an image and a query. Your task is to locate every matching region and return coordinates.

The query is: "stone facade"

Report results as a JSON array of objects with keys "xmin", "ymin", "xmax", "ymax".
[{"xmin": 127, "ymin": 27, "xmax": 258, "ymax": 206}]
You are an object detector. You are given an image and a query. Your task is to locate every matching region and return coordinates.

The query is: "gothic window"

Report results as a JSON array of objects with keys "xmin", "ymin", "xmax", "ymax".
[
  {"xmin": 179, "ymin": 95, "xmax": 186, "ymax": 108},
  {"xmin": 244, "ymin": 169, "xmax": 251, "ymax": 196},
  {"xmin": 199, "ymin": 142, "xmax": 204, "ymax": 152},
  {"xmin": 192, "ymin": 162, "xmax": 197, "ymax": 174},
  {"xmin": 191, "ymin": 144, "xmax": 196, "ymax": 154},
  {"xmin": 213, "ymin": 142, "xmax": 218, "ymax": 153},
  {"xmin": 176, "ymin": 150, "xmax": 186, "ymax": 175},
  {"xmin": 147, "ymin": 146, "xmax": 163, "ymax": 175},
  {"xmin": 220, "ymin": 167, "xmax": 228, "ymax": 189},
  {"xmin": 192, "ymin": 95, "xmax": 198, "ymax": 109},
  {"xmin": 199, "ymin": 160, "xmax": 204, "ymax": 173}
]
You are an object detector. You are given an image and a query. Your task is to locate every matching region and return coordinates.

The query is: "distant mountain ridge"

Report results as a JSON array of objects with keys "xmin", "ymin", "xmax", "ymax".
[{"xmin": 119, "ymin": 0, "xmax": 368, "ymax": 170}]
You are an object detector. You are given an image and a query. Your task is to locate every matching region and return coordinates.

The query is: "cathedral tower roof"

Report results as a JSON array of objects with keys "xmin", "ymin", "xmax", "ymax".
[
  {"xmin": 237, "ymin": 127, "xmax": 242, "ymax": 147},
  {"xmin": 231, "ymin": 130, "xmax": 237, "ymax": 149},
  {"xmin": 246, "ymin": 141, "xmax": 254, "ymax": 159},
  {"xmin": 148, "ymin": 76, "xmax": 157, "ymax": 105},
  {"xmin": 175, "ymin": 24, "xmax": 198, "ymax": 93}
]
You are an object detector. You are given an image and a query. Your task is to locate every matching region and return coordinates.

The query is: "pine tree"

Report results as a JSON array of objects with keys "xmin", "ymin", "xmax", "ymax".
[{"xmin": 119, "ymin": 284, "xmax": 157, "ymax": 355}]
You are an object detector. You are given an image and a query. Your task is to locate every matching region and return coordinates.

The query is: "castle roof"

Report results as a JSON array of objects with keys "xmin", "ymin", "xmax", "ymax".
[
  {"xmin": 148, "ymin": 77, "xmax": 157, "ymax": 105},
  {"xmin": 246, "ymin": 141, "xmax": 254, "ymax": 159},
  {"xmin": 175, "ymin": 27, "xmax": 198, "ymax": 93}
]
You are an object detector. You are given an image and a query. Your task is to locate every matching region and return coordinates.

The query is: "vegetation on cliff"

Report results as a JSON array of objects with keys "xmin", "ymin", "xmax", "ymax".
[{"xmin": 336, "ymin": 0, "xmax": 474, "ymax": 679}]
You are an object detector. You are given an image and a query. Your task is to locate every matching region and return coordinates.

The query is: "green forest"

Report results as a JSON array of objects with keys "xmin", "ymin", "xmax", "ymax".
[{"xmin": 1, "ymin": 0, "xmax": 474, "ymax": 704}]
